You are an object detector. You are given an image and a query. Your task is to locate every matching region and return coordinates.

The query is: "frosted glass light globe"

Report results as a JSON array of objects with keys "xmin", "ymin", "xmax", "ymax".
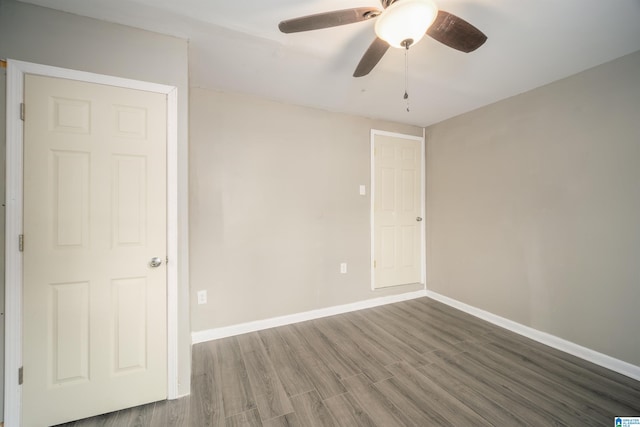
[{"xmin": 375, "ymin": 0, "xmax": 438, "ymax": 48}]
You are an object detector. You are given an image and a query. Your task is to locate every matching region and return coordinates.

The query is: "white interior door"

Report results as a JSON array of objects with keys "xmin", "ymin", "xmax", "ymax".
[
  {"xmin": 372, "ymin": 132, "xmax": 423, "ymax": 289},
  {"xmin": 22, "ymin": 74, "xmax": 167, "ymax": 426}
]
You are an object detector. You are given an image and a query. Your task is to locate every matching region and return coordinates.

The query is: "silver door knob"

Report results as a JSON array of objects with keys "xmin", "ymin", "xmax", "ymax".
[
  {"xmin": 149, "ymin": 257, "xmax": 163, "ymax": 268},
  {"xmin": 416, "ymin": 217, "xmax": 423, "ymax": 222}
]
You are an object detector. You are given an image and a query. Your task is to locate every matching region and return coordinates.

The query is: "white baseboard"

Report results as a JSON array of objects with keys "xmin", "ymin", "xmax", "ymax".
[
  {"xmin": 191, "ymin": 289, "xmax": 428, "ymax": 344},
  {"xmin": 425, "ymin": 290, "xmax": 640, "ymax": 382}
]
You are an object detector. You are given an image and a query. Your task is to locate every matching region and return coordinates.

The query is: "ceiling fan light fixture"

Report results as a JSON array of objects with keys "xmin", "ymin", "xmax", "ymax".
[{"xmin": 374, "ymin": 0, "xmax": 438, "ymax": 48}]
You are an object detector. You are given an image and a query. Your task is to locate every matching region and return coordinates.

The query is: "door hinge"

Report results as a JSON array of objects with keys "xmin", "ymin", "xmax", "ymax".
[
  {"xmin": 373, "ymin": 260, "xmax": 377, "ymax": 268},
  {"xmin": 20, "ymin": 102, "xmax": 25, "ymax": 121},
  {"xmin": 19, "ymin": 234, "xmax": 24, "ymax": 252},
  {"xmin": 18, "ymin": 366, "xmax": 23, "ymax": 385}
]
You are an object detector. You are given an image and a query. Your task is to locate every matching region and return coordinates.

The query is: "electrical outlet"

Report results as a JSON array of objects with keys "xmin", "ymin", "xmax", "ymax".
[
  {"xmin": 340, "ymin": 263, "xmax": 348, "ymax": 274},
  {"xmin": 197, "ymin": 290, "xmax": 207, "ymax": 305}
]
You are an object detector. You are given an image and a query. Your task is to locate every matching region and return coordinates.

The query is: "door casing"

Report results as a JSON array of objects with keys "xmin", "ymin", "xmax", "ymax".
[
  {"xmin": 4, "ymin": 59, "xmax": 180, "ymax": 427},
  {"xmin": 370, "ymin": 129, "xmax": 426, "ymax": 290}
]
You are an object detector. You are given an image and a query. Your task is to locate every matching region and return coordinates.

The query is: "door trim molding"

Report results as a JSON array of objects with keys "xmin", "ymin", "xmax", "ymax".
[
  {"xmin": 4, "ymin": 59, "xmax": 180, "ymax": 426},
  {"xmin": 370, "ymin": 129, "xmax": 426, "ymax": 291}
]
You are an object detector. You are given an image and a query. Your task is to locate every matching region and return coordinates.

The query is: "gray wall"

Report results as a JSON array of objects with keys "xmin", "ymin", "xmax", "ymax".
[
  {"xmin": 0, "ymin": 0, "xmax": 191, "ymax": 396},
  {"xmin": 426, "ymin": 50, "xmax": 640, "ymax": 366},
  {"xmin": 189, "ymin": 87, "xmax": 424, "ymax": 332}
]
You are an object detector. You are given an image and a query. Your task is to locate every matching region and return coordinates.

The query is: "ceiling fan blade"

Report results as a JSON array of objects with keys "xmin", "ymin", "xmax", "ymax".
[
  {"xmin": 353, "ymin": 37, "xmax": 390, "ymax": 77},
  {"xmin": 427, "ymin": 10, "xmax": 487, "ymax": 53},
  {"xmin": 279, "ymin": 7, "xmax": 381, "ymax": 34}
]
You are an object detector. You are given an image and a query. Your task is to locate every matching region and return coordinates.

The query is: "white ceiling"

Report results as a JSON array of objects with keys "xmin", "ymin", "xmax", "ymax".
[{"xmin": 19, "ymin": 0, "xmax": 640, "ymax": 127}]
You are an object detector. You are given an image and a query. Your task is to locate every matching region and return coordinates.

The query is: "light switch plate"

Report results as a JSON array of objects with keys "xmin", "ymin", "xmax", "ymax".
[
  {"xmin": 197, "ymin": 290, "xmax": 207, "ymax": 304},
  {"xmin": 359, "ymin": 185, "xmax": 366, "ymax": 196}
]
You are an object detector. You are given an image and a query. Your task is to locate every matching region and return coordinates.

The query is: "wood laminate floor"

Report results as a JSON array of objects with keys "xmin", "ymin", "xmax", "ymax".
[{"xmin": 59, "ymin": 297, "xmax": 640, "ymax": 426}]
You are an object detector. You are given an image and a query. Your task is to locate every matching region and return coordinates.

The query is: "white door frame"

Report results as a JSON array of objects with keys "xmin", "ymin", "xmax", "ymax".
[
  {"xmin": 4, "ymin": 59, "xmax": 180, "ymax": 426},
  {"xmin": 370, "ymin": 129, "xmax": 426, "ymax": 290}
]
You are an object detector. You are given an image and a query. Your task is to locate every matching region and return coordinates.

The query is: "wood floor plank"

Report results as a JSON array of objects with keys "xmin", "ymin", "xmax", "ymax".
[
  {"xmin": 289, "ymin": 390, "xmax": 337, "ymax": 427},
  {"xmin": 385, "ymin": 361, "xmax": 493, "ymax": 426},
  {"xmin": 347, "ymin": 311, "xmax": 436, "ymax": 366},
  {"xmin": 378, "ymin": 304, "xmax": 467, "ymax": 355},
  {"xmin": 384, "ymin": 303, "xmax": 472, "ymax": 344},
  {"xmin": 258, "ymin": 327, "xmax": 316, "ymax": 398},
  {"xmin": 423, "ymin": 350, "xmax": 563, "ymax": 425},
  {"xmin": 323, "ymin": 393, "xmax": 377, "ymax": 427},
  {"xmin": 150, "ymin": 398, "xmax": 190, "ymax": 427},
  {"xmin": 242, "ymin": 348, "xmax": 294, "ymax": 420},
  {"xmin": 218, "ymin": 336, "xmax": 257, "ymax": 417},
  {"xmin": 190, "ymin": 372, "xmax": 225, "ymax": 426},
  {"xmin": 237, "ymin": 329, "xmax": 308, "ymax": 420},
  {"xmin": 487, "ymin": 322, "xmax": 634, "ymax": 384},
  {"xmin": 411, "ymin": 298, "xmax": 496, "ymax": 337},
  {"xmin": 356, "ymin": 307, "xmax": 436, "ymax": 354},
  {"xmin": 237, "ymin": 332, "xmax": 266, "ymax": 355},
  {"xmin": 192, "ymin": 340, "xmax": 217, "ymax": 377},
  {"xmin": 372, "ymin": 378, "xmax": 444, "ymax": 425},
  {"xmin": 189, "ymin": 338, "xmax": 225, "ymax": 426},
  {"xmin": 312, "ymin": 318, "xmax": 392, "ymax": 383},
  {"xmin": 262, "ymin": 413, "xmax": 301, "ymax": 427},
  {"xmin": 225, "ymin": 409, "xmax": 263, "ymax": 427},
  {"xmin": 399, "ymin": 299, "xmax": 495, "ymax": 345},
  {"xmin": 291, "ymin": 322, "xmax": 360, "ymax": 380},
  {"xmin": 277, "ymin": 325, "xmax": 347, "ymax": 399},
  {"xmin": 114, "ymin": 402, "xmax": 155, "ymax": 427},
  {"xmin": 322, "ymin": 314, "xmax": 397, "ymax": 366},
  {"xmin": 448, "ymin": 350, "xmax": 588, "ymax": 425},
  {"xmin": 486, "ymin": 333, "xmax": 640, "ymax": 410},
  {"xmin": 366, "ymin": 301, "xmax": 469, "ymax": 357},
  {"xmin": 63, "ymin": 411, "xmax": 121, "ymax": 427},
  {"xmin": 341, "ymin": 374, "xmax": 413, "ymax": 427},
  {"xmin": 417, "ymin": 359, "xmax": 535, "ymax": 426},
  {"xmin": 461, "ymin": 339, "xmax": 635, "ymax": 422}
]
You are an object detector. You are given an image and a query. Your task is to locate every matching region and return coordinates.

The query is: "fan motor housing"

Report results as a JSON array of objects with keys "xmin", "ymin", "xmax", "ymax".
[{"xmin": 381, "ymin": 0, "xmax": 400, "ymax": 8}]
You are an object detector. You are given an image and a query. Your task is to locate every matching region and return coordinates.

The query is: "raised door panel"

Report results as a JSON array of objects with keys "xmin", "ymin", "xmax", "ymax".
[
  {"xmin": 112, "ymin": 155, "xmax": 147, "ymax": 247},
  {"xmin": 112, "ymin": 277, "xmax": 147, "ymax": 374},
  {"xmin": 53, "ymin": 151, "xmax": 90, "ymax": 248},
  {"xmin": 50, "ymin": 281, "xmax": 90, "ymax": 386}
]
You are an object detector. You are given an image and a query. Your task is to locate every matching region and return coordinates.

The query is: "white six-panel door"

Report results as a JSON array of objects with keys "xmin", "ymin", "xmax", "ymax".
[
  {"xmin": 22, "ymin": 74, "xmax": 167, "ymax": 426},
  {"xmin": 373, "ymin": 132, "xmax": 423, "ymax": 289}
]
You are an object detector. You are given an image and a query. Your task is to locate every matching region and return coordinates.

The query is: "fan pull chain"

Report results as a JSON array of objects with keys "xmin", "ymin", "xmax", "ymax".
[{"xmin": 404, "ymin": 44, "xmax": 410, "ymax": 112}]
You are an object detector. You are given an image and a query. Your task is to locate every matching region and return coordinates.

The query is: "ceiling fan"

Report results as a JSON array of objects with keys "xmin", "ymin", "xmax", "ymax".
[{"xmin": 279, "ymin": 0, "xmax": 487, "ymax": 77}]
